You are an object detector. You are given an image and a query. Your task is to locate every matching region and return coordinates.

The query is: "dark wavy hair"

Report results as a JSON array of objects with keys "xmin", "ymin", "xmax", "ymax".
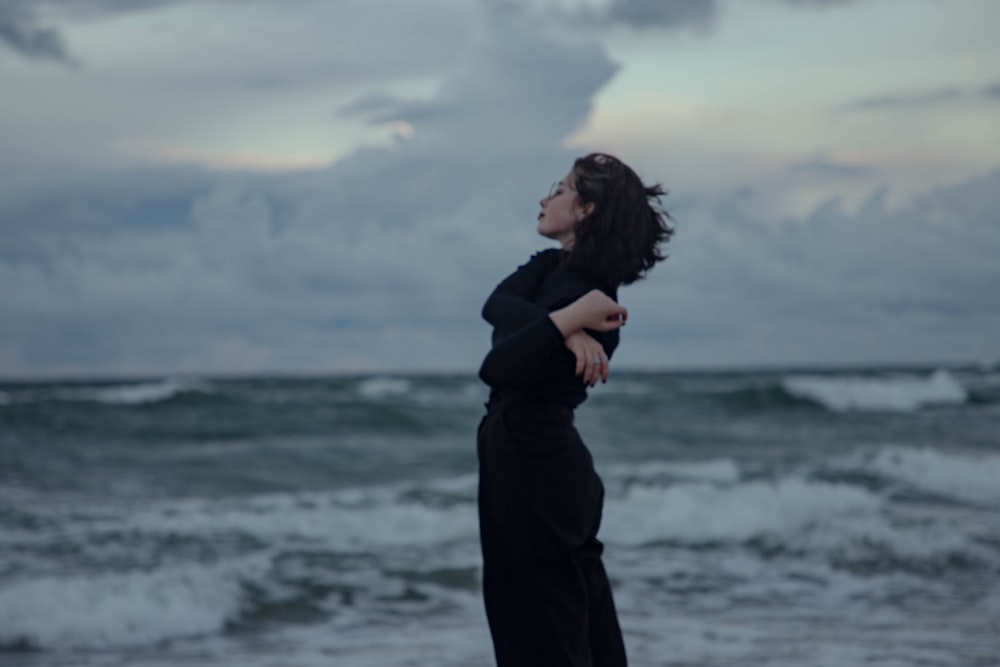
[{"xmin": 563, "ymin": 152, "xmax": 673, "ymax": 289}]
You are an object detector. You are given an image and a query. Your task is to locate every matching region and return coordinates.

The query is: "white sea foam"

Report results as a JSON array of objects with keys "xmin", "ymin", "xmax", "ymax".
[
  {"xmin": 595, "ymin": 378, "xmax": 658, "ymax": 397},
  {"xmin": 862, "ymin": 447, "xmax": 1000, "ymax": 507},
  {"xmin": 4, "ymin": 462, "xmax": 995, "ymax": 661},
  {"xmin": 0, "ymin": 560, "xmax": 259, "ymax": 649},
  {"xmin": 90, "ymin": 486, "xmax": 479, "ymax": 553},
  {"xmin": 54, "ymin": 378, "xmax": 212, "ymax": 405},
  {"xmin": 782, "ymin": 369, "xmax": 966, "ymax": 412},
  {"xmin": 603, "ymin": 471, "xmax": 984, "ymax": 580},
  {"xmin": 603, "ymin": 477, "xmax": 881, "ymax": 546},
  {"xmin": 357, "ymin": 376, "xmax": 412, "ymax": 399},
  {"xmin": 257, "ymin": 609, "xmax": 494, "ymax": 667},
  {"xmin": 608, "ymin": 457, "xmax": 741, "ymax": 484},
  {"xmin": 412, "ymin": 381, "xmax": 486, "ymax": 408}
]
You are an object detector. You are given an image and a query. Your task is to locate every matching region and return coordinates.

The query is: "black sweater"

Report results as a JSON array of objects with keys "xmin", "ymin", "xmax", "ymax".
[{"xmin": 479, "ymin": 249, "xmax": 619, "ymax": 408}]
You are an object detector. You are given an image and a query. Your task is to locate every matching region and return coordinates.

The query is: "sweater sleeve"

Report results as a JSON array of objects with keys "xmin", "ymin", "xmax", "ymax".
[
  {"xmin": 479, "ymin": 314, "xmax": 567, "ymax": 387},
  {"xmin": 479, "ymin": 287, "xmax": 620, "ymax": 389},
  {"xmin": 479, "ymin": 318, "xmax": 619, "ymax": 389},
  {"xmin": 481, "ymin": 249, "xmax": 560, "ymax": 334}
]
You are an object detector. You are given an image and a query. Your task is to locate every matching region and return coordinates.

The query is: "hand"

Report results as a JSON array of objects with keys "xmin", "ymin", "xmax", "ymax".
[
  {"xmin": 550, "ymin": 289, "xmax": 628, "ymax": 337},
  {"xmin": 565, "ymin": 331, "xmax": 609, "ymax": 387}
]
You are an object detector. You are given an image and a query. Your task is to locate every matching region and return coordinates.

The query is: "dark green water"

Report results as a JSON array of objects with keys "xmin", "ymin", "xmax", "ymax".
[{"xmin": 1, "ymin": 368, "xmax": 998, "ymax": 665}]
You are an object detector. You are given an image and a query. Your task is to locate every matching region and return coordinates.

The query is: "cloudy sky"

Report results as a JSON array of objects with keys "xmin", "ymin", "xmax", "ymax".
[{"xmin": 2, "ymin": 0, "xmax": 998, "ymax": 378}]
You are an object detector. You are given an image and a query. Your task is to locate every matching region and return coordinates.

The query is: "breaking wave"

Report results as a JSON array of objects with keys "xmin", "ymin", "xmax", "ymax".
[
  {"xmin": 5, "ymin": 445, "xmax": 998, "ymax": 651},
  {"xmin": 833, "ymin": 447, "xmax": 1000, "ymax": 507},
  {"xmin": 0, "ymin": 560, "xmax": 257, "ymax": 650},
  {"xmin": 782, "ymin": 369, "xmax": 967, "ymax": 412},
  {"xmin": 0, "ymin": 378, "xmax": 215, "ymax": 407}
]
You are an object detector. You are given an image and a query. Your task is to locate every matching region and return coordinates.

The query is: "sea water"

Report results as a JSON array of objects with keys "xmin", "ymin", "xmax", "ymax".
[{"xmin": 1, "ymin": 368, "xmax": 998, "ymax": 666}]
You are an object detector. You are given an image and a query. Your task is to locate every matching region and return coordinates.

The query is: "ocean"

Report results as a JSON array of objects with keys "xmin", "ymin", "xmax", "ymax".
[{"xmin": 1, "ymin": 367, "xmax": 998, "ymax": 666}]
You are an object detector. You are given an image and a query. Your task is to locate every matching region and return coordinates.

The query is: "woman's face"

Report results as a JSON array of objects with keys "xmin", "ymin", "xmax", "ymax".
[{"xmin": 537, "ymin": 170, "xmax": 592, "ymax": 249}]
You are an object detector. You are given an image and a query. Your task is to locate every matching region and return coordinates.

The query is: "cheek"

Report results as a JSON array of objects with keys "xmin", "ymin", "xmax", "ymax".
[{"xmin": 554, "ymin": 203, "xmax": 576, "ymax": 224}]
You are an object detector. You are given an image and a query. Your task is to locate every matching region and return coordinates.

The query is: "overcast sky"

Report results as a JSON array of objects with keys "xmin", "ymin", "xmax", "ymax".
[{"xmin": 2, "ymin": 0, "xmax": 998, "ymax": 378}]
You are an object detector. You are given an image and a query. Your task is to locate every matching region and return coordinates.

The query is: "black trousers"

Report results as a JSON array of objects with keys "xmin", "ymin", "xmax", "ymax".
[{"xmin": 477, "ymin": 397, "xmax": 627, "ymax": 667}]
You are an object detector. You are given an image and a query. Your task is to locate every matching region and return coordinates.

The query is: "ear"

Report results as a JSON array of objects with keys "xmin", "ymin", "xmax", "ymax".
[{"xmin": 575, "ymin": 201, "xmax": 595, "ymax": 221}]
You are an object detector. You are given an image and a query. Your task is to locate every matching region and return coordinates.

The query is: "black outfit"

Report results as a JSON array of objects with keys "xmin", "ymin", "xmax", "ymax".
[{"xmin": 477, "ymin": 249, "xmax": 627, "ymax": 667}]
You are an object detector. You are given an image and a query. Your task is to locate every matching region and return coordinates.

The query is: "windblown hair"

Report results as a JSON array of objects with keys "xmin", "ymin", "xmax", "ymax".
[{"xmin": 564, "ymin": 152, "xmax": 673, "ymax": 289}]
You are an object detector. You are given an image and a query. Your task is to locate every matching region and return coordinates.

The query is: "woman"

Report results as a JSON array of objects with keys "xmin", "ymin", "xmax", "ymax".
[{"xmin": 477, "ymin": 152, "xmax": 673, "ymax": 666}]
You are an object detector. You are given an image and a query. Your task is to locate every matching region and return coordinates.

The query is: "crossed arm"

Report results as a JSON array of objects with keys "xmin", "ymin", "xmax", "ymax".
[{"xmin": 480, "ymin": 252, "xmax": 627, "ymax": 388}]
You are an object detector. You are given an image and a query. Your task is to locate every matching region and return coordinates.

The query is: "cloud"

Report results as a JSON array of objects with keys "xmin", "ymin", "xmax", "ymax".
[
  {"xmin": 847, "ymin": 87, "xmax": 966, "ymax": 111},
  {"xmin": 604, "ymin": 0, "xmax": 717, "ymax": 30},
  {"xmin": 337, "ymin": 94, "xmax": 457, "ymax": 128},
  {"xmin": 530, "ymin": 0, "xmax": 860, "ymax": 32},
  {"xmin": 2, "ymin": 0, "xmax": 473, "ymax": 74},
  {"xmin": 5, "ymin": 159, "xmax": 999, "ymax": 375},
  {"xmin": 0, "ymin": 0, "xmax": 489, "ymax": 173},
  {"xmin": 0, "ymin": 1, "xmax": 74, "ymax": 64},
  {"xmin": 0, "ymin": 0, "xmax": 198, "ymax": 63},
  {"xmin": 615, "ymin": 169, "xmax": 1000, "ymax": 368},
  {"xmin": 114, "ymin": 140, "xmax": 335, "ymax": 172},
  {"xmin": 337, "ymin": 93, "xmax": 411, "ymax": 120},
  {"xmin": 785, "ymin": 155, "xmax": 877, "ymax": 178},
  {"xmin": 2, "ymin": 2, "xmax": 998, "ymax": 377},
  {"xmin": 0, "ymin": 12, "xmax": 619, "ymax": 377},
  {"xmin": 782, "ymin": 0, "xmax": 860, "ymax": 7},
  {"xmin": 845, "ymin": 83, "xmax": 1000, "ymax": 111}
]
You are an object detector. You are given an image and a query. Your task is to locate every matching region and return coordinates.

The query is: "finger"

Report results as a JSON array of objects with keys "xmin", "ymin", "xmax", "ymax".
[
  {"xmin": 601, "ymin": 356, "xmax": 609, "ymax": 383},
  {"xmin": 574, "ymin": 349, "xmax": 585, "ymax": 376},
  {"xmin": 596, "ymin": 319, "xmax": 625, "ymax": 332},
  {"xmin": 605, "ymin": 310, "xmax": 627, "ymax": 323},
  {"xmin": 584, "ymin": 354, "xmax": 596, "ymax": 385}
]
